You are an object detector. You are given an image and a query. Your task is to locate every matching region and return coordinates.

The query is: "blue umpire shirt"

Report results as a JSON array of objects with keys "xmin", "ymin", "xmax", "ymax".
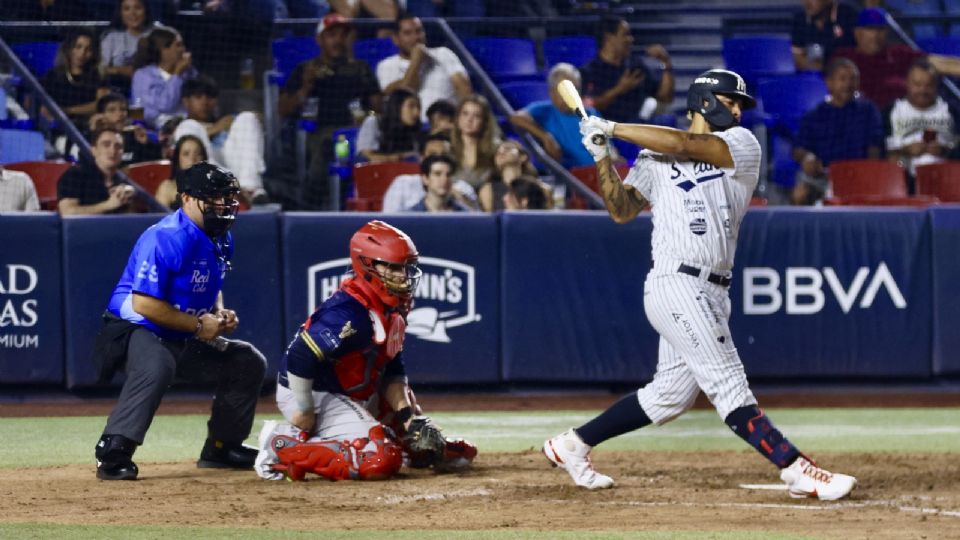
[{"xmin": 107, "ymin": 209, "xmax": 233, "ymax": 340}]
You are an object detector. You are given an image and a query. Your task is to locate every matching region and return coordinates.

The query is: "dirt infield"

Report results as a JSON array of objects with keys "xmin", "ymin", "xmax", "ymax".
[{"xmin": 1, "ymin": 451, "xmax": 957, "ymax": 538}]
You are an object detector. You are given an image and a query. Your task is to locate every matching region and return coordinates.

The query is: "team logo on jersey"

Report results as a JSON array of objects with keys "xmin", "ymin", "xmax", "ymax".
[
  {"xmin": 671, "ymin": 162, "xmax": 724, "ymax": 192},
  {"xmin": 307, "ymin": 257, "xmax": 480, "ymax": 343},
  {"xmin": 338, "ymin": 321, "xmax": 356, "ymax": 340},
  {"xmin": 689, "ymin": 218, "xmax": 707, "ymax": 236}
]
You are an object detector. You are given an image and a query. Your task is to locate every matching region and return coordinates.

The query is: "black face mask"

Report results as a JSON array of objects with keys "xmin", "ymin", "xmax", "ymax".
[{"xmin": 198, "ymin": 198, "xmax": 239, "ymax": 238}]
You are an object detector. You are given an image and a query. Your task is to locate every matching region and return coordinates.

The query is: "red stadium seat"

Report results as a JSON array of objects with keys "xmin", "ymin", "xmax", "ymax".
[
  {"xmin": 827, "ymin": 159, "xmax": 908, "ymax": 198},
  {"xmin": 349, "ymin": 161, "xmax": 420, "ymax": 212},
  {"xmin": 124, "ymin": 160, "xmax": 172, "ymax": 197},
  {"xmin": 5, "ymin": 160, "xmax": 72, "ymax": 210},
  {"xmin": 916, "ymin": 162, "xmax": 960, "ymax": 203},
  {"xmin": 569, "ymin": 164, "xmax": 631, "ymax": 196},
  {"xmin": 824, "ymin": 194, "xmax": 939, "ymax": 207}
]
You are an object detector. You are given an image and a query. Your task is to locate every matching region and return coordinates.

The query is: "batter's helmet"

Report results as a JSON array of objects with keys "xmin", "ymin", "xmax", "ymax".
[
  {"xmin": 686, "ymin": 69, "xmax": 756, "ymax": 129},
  {"xmin": 350, "ymin": 220, "xmax": 421, "ymax": 311}
]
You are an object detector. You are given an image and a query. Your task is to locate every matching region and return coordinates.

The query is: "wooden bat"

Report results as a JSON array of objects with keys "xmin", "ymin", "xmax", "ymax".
[{"xmin": 556, "ymin": 79, "xmax": 607, "ymax": 145}]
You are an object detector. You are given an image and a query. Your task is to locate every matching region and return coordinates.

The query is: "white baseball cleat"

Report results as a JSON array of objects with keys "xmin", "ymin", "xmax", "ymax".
[
  {"xmin": 780, "ymin": 456, "xmax": 857, "ymax": 500},
  {"xmin": 254, "ymin": 420, "xmax": 284, "ymax": 481},
  {"xmin": 543, "ymin": 429, "xmax": 614, "ymax": 490}
]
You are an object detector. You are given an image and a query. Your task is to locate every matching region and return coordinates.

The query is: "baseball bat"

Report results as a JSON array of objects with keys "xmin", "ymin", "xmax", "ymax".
[{"xmin": 556, "ymin": 79, "xmax": 607, "ymax": 145}]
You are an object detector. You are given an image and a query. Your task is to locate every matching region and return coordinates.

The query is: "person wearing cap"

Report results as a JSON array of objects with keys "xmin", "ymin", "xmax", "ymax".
[
  {"xmin": 790, "ymin": 0, "xmax": 858, "ymax": 71},
  {"xmin": 90, "ymin": 161, "xmax": 267, "ymax": 481},
  {"xmin": 377, "ymin": 12, "xmax": 472, "ymax": 122},
  {"xmin": 831, "ymin": 7, "xmax": 960, "ymax": 109},
  {"xmin": 278, "ymin": 13, "xmax": 381, "ymax": 209}
]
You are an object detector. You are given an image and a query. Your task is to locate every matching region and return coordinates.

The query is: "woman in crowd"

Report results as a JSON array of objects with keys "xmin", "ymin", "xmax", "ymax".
[
  {"xmin": 101, "ymin": 0, "xmax": 156, "ymax": 90},
  {"xmin": 356, "ymin": 87, "xmax": 422, "ymax": 162},
  {"xmin": 155, "ymin": 134, "xmax": 207, "ymax": 208},
  {"xmin": 131, "ymin": 25, "xmax": 195, "ymax": 128},
  {"xmin": 477, "ymin": 139, "xmax": 549, "ymax": 212},
  {"xmin": 451, "ymin": 94, "xmax": 501, "ymax": 190},
  {"xmin": 41, "ymin": 28, "xmax": 108, "ymax": 124}
]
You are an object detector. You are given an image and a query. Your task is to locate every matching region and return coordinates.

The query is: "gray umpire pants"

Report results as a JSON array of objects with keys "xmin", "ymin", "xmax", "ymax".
[{"xmin": 102, "ymin": 327, "xmax": 267, "ymax": 446}]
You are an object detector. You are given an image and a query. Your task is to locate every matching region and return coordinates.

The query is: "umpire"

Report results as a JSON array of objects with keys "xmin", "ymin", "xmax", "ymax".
[{"xmin": 92, "ymin": 162, "xmax": 266, "ymax": 481}]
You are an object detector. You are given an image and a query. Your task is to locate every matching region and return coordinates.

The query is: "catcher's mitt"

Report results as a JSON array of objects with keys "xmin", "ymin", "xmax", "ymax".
[{"xmin": 402, "ymin": 416, "xmax": 446, "ymax": 469}]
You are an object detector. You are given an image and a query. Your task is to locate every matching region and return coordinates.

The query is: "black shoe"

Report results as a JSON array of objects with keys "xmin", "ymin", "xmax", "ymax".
[
  {"xmin": 197, "ymin": 439, "xmax": 258, "ymax": 469},
  {"xmin": 95, "ymin": 434, "xmax": 139, "ymax": 480},
  {"xmin": 96, "ymin": 460, "xmax": 139, "ymax": 480}
]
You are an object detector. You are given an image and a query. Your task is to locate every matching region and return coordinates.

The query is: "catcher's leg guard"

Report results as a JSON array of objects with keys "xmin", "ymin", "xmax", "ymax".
[
  {"xmin": 270, "ymin": 426, "xmax": 402, "ymax": 481},
  {"xmin": 353, "ymin": 425, "xmax": 403, "ymax": 480}
]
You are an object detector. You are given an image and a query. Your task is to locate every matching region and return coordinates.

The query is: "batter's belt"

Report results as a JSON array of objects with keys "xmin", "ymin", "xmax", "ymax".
[{"xmin": 652, "ymin": 260, "xmax": 731, "ymax": 287}]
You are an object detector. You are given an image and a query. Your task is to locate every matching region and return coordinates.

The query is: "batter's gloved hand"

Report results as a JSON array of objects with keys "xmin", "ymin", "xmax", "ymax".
[
  {"xmin": 579, "ymin": 115, "xmax": 615, "ymax": 138},
  {"xmin": 401, "ymin": 416, "xmax": 446, "ymax": 469},
  {"xmin": 582, "ymin": 131, "xmax": 611, "ymax": 162}
]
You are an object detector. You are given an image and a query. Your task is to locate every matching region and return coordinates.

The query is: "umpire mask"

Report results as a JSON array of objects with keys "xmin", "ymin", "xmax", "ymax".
[{"xmin": 178, "ymin": 162, "xmax": 241, "ymax": 238}]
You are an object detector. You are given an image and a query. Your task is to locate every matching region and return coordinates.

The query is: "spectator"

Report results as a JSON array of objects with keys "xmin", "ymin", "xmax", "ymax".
[
  {"xmin": 451, "ymin": 95, "xmax": 502, "ymax": 190},
  {"xmin": 791, "ymin": 0, "xmax": 858, "ymax": 72},
  {"xmin": 57, "ymin": 127, "xmax": 140, "ymax": 215},
  {"xmin": 406, "ymin": 154, "xmax": 473, "ymax": 212},
  {"xmin": 425, "ymin": 98, "xmax": 455, "ymax": 135},
  {"xmin": 791, "ymin": 58, "xmax": 883, "ymax": 205},
  {"xmin": 382, "ymin": 132, "xmax": 477, "ymax": 212},
  {"xmin": 503, "ymin": 176, "xmax": 550, "ymax": 210},
  {"xmin": 510, "ymin": 63, "xmax": 599, "ymax": 168},
  {"xmin": 100, "ymin": 0, "xmax": 156, "ymax": 90},
  {"xmin": 887, "ymin": 60, "xmax": 957, "ymax": 177},
  {"xmin": 377, "ymin": 13, "xmax": 471, "ymax": 121},
  {"xmin": 581, "ymin": 15, "xmax": 674, "ymax": 124},
  {"xmin": 40, "ymin": 28, "xmax": 108, "ymax": 124},
  {"xmin": 173, "ymin": 76, "xmax": 267, "ymax": 202},
  {"xmin": 89, "ymin": 92, "xmax": 162, "ymax": 167},
  {"xmin": 477, "ymin": 139, "xmax": 546, "ymax": 212},
  {"xmin": 357, "ymin": 87, "xmax": 422, "ymax": 162},
  {"xmin": 155, "ymin": 134, "xmax": 207, "ymax": 208},
  {"xmin": 278, "ymin": 13, "xmax": 381, "ymax": 206},
  {"xmin": 131, "ymin": 26, "xmax": 196, "ymax": 128},
  {"xmin": 0, "ymin": 166, "xmax": 40, "ymax": 212},
  {"xmin": 831, "ymin": 8, "xmax": 960, "ymax": 109},
  {"xmin": 242, "ymin": 0, "xmax": 397, "ymax": 20}
]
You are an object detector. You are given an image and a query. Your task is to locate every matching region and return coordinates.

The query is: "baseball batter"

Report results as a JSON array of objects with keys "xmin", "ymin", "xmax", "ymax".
[{"xmin": 544, "ymin": 69, "xmax": 857, "ymax": 499}]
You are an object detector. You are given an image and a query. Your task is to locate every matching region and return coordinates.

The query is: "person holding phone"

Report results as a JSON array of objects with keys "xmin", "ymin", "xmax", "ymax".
[{"xmin": 886, "ymin": 60, "xmax": 958, "ymax": 178}]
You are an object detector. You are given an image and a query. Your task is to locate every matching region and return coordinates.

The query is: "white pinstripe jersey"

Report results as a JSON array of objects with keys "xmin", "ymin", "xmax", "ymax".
[{"xmin": 624, "ymin": 126, "xmax": 761, "ymax": 273}]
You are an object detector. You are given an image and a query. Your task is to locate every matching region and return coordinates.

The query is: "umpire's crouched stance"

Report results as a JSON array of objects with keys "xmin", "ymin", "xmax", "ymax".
[{"xmin": 91, "ymin": 162, "xmax": 266, "ymax": 480}]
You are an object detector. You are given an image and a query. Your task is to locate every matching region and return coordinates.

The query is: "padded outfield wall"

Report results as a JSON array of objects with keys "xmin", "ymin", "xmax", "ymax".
[{"xmin": 0, "ymin": 207, "xmax": 957, "ymax": 388}]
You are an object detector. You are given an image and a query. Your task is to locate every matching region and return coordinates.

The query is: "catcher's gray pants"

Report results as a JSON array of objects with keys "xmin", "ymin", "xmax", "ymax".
[
  {"xmin": 276, "ymin": 385, "xmax": 379, "ymax": 441},
  {"xmin": 102, "ymin": 327, "xmax": 266, "ymax": 446}
]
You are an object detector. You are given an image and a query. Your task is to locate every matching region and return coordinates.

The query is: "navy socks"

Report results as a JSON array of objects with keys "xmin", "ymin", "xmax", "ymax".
[{"xmin": 575, "ymin": 393, "xmax": 652, "ymax": 447}]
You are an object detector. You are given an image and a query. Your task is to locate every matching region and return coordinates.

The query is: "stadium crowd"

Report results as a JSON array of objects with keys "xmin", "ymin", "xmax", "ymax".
[{"xmin": 2, "ymin": 0, "xmax": 960, "ymax": 213}]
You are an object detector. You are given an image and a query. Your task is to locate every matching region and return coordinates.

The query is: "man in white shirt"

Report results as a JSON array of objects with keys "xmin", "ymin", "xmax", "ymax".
[
  {"xmin": 376, "ymin": 14, "xmax": 472, "ymax": 121},
  {"xmin": 0, "ymin": 167, "xmax": 40, "ymax": 212},
  {"xmin": 887, "ymin": 59, "xmax": 957, "ymax": 176},
  {"xmin": 381, "ymin": 132, "xmax": 477, "ymax": 212}
]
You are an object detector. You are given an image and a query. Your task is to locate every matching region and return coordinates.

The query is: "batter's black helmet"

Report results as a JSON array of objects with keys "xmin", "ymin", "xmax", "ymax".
[{"xmin": 686, "ymin": 69, "xmax": 756, "ymax": 129}]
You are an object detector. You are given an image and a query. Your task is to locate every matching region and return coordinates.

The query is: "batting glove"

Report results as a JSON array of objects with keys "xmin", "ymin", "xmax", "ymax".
[
  {"xmin": 581, "ymin": 130, "xmax": 610, "ymax": 162},
  {"xmin": 579, "ymin": 115, "xmax": 615, "ymax": 138}
]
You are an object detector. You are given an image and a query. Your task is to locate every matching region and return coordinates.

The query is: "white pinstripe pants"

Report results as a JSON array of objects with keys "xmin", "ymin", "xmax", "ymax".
[{"xmin": 637, "ymin": 267, "xmax": 757, "ymax": 425}]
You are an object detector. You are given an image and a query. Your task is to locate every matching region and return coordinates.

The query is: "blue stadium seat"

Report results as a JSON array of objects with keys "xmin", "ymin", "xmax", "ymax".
[
  {"xmin": 353, "ymin": 38, "xmax": 398, "ymax": 69},
  {"xmin": 0, "ymin": 88, "xmax": 7, "ymax": 121},
  {"xmin": 542, "ymin": 36, "xmax": 597, "ymax": 68},
  {"xmin": 0, "ymin": 129, "xmax": 45, "ymax": 164},
  {"xmin": 885, "ymin": 0, "xmax": 940, "ymax": 39},
  {"xmin": 11, "ymin": 42, "xmax": 59, "ymax": 77},
  {"xmin": 464, "ymin": 38, "xmax": 541, "ymax": 82},
  {"xmin": 271, "ymin": 36, "xmax": 320, "ymax": 87},
  {"xmin": 722, "ymin": 36, "xmax": 795, "ymax": 84},
  {"xmin": 499, "ymin": 81, "xmax": 549, "ymax": 109},
  {"xmin": 757, "ymin": 74, "xmax": 827, "ymax": 133},
  {"xmin": 916, "ymin": 37, "xmax": 960, "ymax": 56}
]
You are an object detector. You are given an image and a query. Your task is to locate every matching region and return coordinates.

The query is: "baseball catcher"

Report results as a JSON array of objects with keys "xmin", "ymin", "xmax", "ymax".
[{"xmin": 255, "ymin": 220, "xmax": 477, "ymax": 481}]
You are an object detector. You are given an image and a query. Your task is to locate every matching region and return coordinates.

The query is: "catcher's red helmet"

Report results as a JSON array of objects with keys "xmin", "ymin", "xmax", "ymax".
[{"xmin": 349, "ymin": 220, "xmax": 421, "ymax": 309}]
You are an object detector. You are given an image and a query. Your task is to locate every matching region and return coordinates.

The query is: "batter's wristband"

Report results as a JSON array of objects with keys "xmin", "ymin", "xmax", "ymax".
[{"xmin": 395, "ymin": 406, "xmax": 413, "ymax": 426}]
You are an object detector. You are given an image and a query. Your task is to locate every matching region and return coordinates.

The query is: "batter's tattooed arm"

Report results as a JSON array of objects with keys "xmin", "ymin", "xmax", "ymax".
[{"xmin": 597, "ymin": 157, "xmax": 646, "ymax": 224}]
